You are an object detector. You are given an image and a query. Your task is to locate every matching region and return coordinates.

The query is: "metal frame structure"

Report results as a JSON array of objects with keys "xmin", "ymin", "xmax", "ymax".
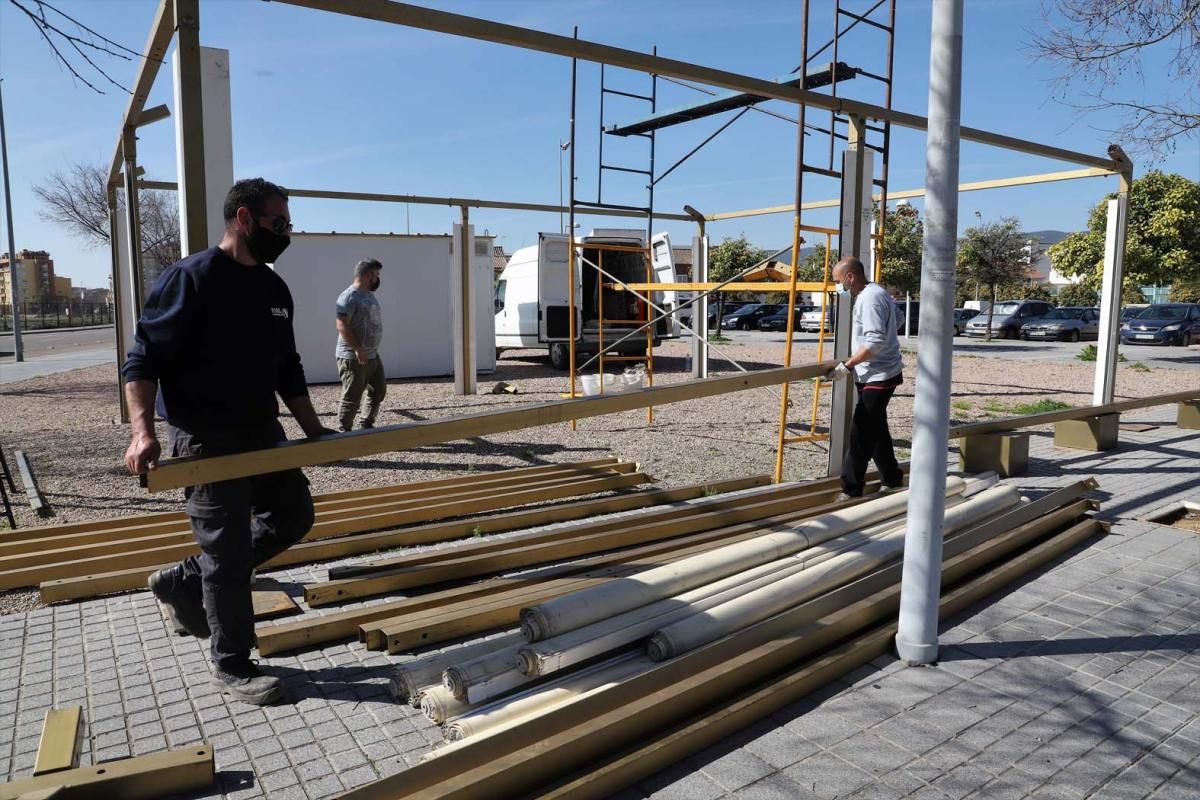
[{"xmin": 108, "ymin": 0, "xmax": 1132, "ymax": 485}]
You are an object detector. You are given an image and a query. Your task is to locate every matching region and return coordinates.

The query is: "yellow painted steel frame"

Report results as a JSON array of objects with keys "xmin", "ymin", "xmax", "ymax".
[{"xmin": 112, "ymin": 0, "xmax": 1129, "ymax": 490}]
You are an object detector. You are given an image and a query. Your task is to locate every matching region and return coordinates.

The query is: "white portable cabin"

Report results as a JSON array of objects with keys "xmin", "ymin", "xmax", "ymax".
[
  {"xmin": 494, "ymin": 229, "xmax": 680, "ymax": 368},
  {"xmin": 273, "ymin": 232, "xmax": 496, "ymax": 384}
]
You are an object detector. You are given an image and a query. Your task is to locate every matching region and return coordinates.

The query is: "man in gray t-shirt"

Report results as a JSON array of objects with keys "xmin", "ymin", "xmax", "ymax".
[
  {"xmin": 828, "ymin": 256, "xmax": 905, "ymax": 499},
  {"xmin": 335, "ymin": 258, "xmax": 386, "ymax": 431}
]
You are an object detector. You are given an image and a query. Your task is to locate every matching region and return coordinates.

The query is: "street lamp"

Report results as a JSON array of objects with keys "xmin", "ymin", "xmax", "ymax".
[{"xmin": 558, "ymin": 140, "xmax": 571, "ymax": 234}]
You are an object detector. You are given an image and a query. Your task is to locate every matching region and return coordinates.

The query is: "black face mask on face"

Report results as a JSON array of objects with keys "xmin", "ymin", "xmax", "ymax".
[
  {"xmin": 370, "ymin": 276, "xmax": 381, "ymax": 291},
  {"xmin": 246, "ymin": 221, "xmax": 291, "ymax": 264}
]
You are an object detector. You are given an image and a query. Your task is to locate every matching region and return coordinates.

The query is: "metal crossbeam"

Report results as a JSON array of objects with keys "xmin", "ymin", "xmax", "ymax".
[
  {"xmin": 606, "ymin": 62, "xmax": 858, "ymax": 137},
  {"xmin": 270, "ymin": 1, "xmax": 1119, "ymax": 170}
]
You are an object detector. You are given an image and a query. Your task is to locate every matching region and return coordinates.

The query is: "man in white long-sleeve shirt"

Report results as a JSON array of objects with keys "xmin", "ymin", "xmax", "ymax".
[{"xmin": 828, "ymin": 256, "xmax": 905, "ymax": 498}]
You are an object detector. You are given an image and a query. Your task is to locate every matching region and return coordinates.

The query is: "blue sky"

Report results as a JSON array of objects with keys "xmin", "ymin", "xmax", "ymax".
[{"xmin": 1, "ymin": 0, "xmax": 1197, "ymax": 290}]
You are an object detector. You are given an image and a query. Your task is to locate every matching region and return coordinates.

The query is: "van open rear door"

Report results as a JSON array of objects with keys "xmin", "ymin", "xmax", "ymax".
[
  {"xmin": 537, "ymin": 233, "xmax": 581, "ymax": 342},
  {"xmin": 650, "ymin": 233, "xmax": 681, "ymax": 338}
]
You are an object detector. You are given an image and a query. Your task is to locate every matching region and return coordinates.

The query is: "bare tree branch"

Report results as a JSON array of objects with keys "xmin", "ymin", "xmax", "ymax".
[
  {"xmin": 34, "ymin": 160, "xmax": 181, "ymax": 267},
  {"xmin": 1029, "ymin": 0, "xmax": 1200, "ymax": 158},
  {"xmin": 6, "ymin": 0, "xmax": 142, "ymax": 95}
]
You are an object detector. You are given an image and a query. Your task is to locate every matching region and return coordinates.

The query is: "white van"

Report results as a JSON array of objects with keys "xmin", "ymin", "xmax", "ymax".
[{"xmin": 494, "ymin": 230, "xmax": 681, "ymax": 369}]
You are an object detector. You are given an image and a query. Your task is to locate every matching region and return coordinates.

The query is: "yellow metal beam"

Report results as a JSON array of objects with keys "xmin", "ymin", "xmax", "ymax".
[
  {"xmin": 106, "ymin": 0, "xmax": 174, "ymax": 186},
  {"xmin": 143, "ymin": 362, "xmax": 836, "ymax": 492},
  {"xmin": 0, "ymin": 745, "xmax": 214, "ymax": 800},
  {"xmin": 136, "ymin": 182, "xmax": 695, "ymax": 222},
  {"xmin": 622, "ymin": 282, "xmax": 834, "ymax": 293},
  {"xmin": 707, "ymin": 167, "xmax": 1117, "ymax": 222},
  {"xmin": 32, "ymin": 708, "xmax": 82, "ymax": 777}
]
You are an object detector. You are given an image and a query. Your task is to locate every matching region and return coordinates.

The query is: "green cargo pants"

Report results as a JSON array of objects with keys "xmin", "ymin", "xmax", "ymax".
[{"xmin": 337, "ymin": 355, "xmax": 386, "ymax": 431}]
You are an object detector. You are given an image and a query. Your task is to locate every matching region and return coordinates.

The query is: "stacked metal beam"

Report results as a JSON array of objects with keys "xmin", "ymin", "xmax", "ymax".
[
  {"xmin": 0, "ymin": 460, "xmax": 665, "ymax": 599},
  {"xmin": 332, "ymin": 477, "xmax": 1102, "ymax": 799}
]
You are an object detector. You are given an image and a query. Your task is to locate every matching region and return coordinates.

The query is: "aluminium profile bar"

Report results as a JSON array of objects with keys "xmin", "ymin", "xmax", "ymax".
[
  {"xmin": 31, "ymin": 707, "xmax": 83, "ymax": 776},
  {"xmin": 706, "ymin": 166, "xmax": 1117, "ymax": 221},
  {"xmin": 0, "ymin": 745, "xmax": 214, "ymax": 800},
  {"xmin": 532, "ymin": 519, "xmax": 1105, "ymax": 799},
  {"xmin": 337, "ymin": 486, "xmax": 1099, "ymax": 798},
  {"xmin": 134, "ymin": 181, "xmax": 694, "ymax": 222},
  {"xmin": 271, "ymin": 0, "xmax": 1119, "ymax": 171},
  {"xmin": 605, "ymin": 62, "xmax": 858, "ymax": 137},
  {"xmin": 106, "ymin": 0, "xmax": 174, "ymax": 186},
  {"xmin": 948, "ymin": 388, "xmax": 1200, "ymax": 439},
  {"xmin": 142, "ymin": 363, "xmax": 836, "ymax": 492}
]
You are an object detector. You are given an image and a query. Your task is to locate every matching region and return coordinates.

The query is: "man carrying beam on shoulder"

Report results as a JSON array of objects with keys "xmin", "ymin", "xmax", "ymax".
[
  {"xmin": 122, "ymin": 178, "xmax": 334, "ymax": 706},
  {"xmin": 828, "ymin": 256, "xmax": 906, "ymax": 501}
]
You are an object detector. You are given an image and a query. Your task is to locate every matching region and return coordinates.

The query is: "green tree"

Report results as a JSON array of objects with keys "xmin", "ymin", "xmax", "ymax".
[
  {"xmin": 709, "ymin": 234, "xmax": 769, "ymax": 283},
  {"xmin": 957, "ymin": 217, "xmax": 1031, "ymax": 341},
  {"xmin": 1018, "ymin": 283, "xmax": 1054, "ymax": 302},
  {"xmin": 707, "ymin": 234, "xmax": 770, "ymax": 317},
  {"xmin": 763, "ymin": 244, "xmax": 834, "ymax": 305},
  {"xmin": 878, "ymin": 204, "xmax": 924, "ymax": 297},
  {"xmin": 799, "ymin": 243, "xmax": 838, "ymax": 282},
  {"xmin": 1048, "ymin": 171, "xmax": 1200, "ymax": 294},
  {"xmin": 1169, "ymin": 281, "xmax": 1200, "ymax": 303},
  {"xmin": 1056, "ymin": 282, "xmax": 1101, "ymax": 307}
]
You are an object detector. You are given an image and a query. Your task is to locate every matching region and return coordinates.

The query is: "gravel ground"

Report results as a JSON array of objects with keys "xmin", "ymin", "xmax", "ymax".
[{"xmin": 0, "ymin": 339, "xmax": 1191, "ymax": 614}]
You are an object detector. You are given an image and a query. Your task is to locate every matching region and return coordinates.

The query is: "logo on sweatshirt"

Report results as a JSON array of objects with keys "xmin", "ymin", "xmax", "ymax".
[{"xmin": 270, "ymin": 307, "xmax": 289, "ymax": 320}]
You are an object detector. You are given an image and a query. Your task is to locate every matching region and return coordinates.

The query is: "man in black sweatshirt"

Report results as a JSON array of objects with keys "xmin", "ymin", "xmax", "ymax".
[{"xmin": 123, "ymin": 178, "xmax": 332, "ymax": 705}]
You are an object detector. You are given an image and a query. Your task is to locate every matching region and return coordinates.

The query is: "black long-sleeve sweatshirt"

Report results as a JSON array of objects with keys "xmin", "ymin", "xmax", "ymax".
[{"xmin": 122, "ymin": 247, "xmax": 308, "ymax": 436}]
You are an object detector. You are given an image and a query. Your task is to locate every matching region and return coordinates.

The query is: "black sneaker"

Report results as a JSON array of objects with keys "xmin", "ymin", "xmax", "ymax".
[
  {"xmin": 148, "ymin": 566, "xmax": 210, "ymax": 639},
  {"xmin": 212, "ymin": 660, "xmax": 286, "ymax": 706},
  {"xmin": 360, "ymin": 420, "xmax": 375, "ymax": 430}
]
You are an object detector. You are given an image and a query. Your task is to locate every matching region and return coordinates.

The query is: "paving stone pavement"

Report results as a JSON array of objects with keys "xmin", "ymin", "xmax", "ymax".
[{"xmin": 1, "ymin": 408, "xmax": 1198, "ymax": 799}]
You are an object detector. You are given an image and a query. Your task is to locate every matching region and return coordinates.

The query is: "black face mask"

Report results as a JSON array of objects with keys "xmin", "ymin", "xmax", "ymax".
[
  {"xmin": 246, "ymin": 221, "xmax": 291, "ymax": 264},
  {"xmin": 370, "ymin": 276, "xmax": 381, "ymax": 291}
]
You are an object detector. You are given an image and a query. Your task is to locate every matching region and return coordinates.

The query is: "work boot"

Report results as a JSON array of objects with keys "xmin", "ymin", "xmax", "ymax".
[
  {"xmin": 148, "ymin": 566, "xmax": 210, "ymax": 639},
  {"xmin": 211, "ymin": 659, "xmax": 286, "ymax": 706}
]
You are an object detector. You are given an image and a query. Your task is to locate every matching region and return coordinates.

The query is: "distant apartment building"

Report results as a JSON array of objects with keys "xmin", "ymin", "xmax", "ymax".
[
  {"xmin": 82, "ymin": 287, "xmax": 112, "ymax": 305},
  {"xmin": 54, "ymin": 276, "xmax": 72, "ymax": 298},
  {"xmin": 0, "ymin": 250, "xmax": 57, "ymax": 305}
]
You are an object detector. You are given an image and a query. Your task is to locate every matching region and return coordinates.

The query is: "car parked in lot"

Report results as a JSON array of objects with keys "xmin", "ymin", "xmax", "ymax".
[
  {"xmin": 720, "ymin": 303, "xmax": 783, "ymax": 330},
  {"xmin": 800, "ymin": 306, "xmax": 834, "ymax": 333},
  {"xmin": 1121, "ymin": 304, "xmax": 1148, "ymax": 321},
  {"xmin": 1121, "ymin": 304, "xmax": 1200, "ymax": 346},
  {"xmin": 707, "ymin": 300, "xmax": 748, "ymax": 328},
  {"xmin": 758, "ymin": 305, "xmax": 817, "ymax": 331},
  {"xmin": 1020, "ymin": 306, "xmax": 1100, "ymax": 342},
  {"xmin": 953, "ymin": 308, "xmax": 979, "ymax": 336},
  {"xmin": 964, "ymin": 300, "xmax": 1055, "ymax": 339}
]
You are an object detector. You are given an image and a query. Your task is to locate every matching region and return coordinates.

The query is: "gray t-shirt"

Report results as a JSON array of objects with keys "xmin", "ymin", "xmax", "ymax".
[
  {"xmin": 336, "ymin": 285, "xmax": 383, "ymax": 360},
  {"xmin": 851, "ymin": 282, "xmax": 902, "ymax": 383}
]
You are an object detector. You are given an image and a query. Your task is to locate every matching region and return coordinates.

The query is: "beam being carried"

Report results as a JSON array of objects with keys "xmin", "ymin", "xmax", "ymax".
[{"xmin": 141, "ymin": 363, "xmax": 836, "ymax": 493}]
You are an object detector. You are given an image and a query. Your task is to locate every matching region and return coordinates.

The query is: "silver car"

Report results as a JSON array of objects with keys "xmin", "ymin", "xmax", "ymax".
[
  {"xmin": 1020, "ymin": 306, "xmax": 1100, "ymax": 342},
  {"xmin": 965, "ymin": 300, "xmax": 1055, "ymax": 339}
]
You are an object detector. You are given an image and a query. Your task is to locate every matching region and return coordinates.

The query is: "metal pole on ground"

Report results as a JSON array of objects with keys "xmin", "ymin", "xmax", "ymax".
[
  {"xmin": 896, "ymin": 0, "xmax": 964, "ymax": 665},
  {"xmin": 0, "ymin": 78, "xmax": 24, "ymax": 362}
]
